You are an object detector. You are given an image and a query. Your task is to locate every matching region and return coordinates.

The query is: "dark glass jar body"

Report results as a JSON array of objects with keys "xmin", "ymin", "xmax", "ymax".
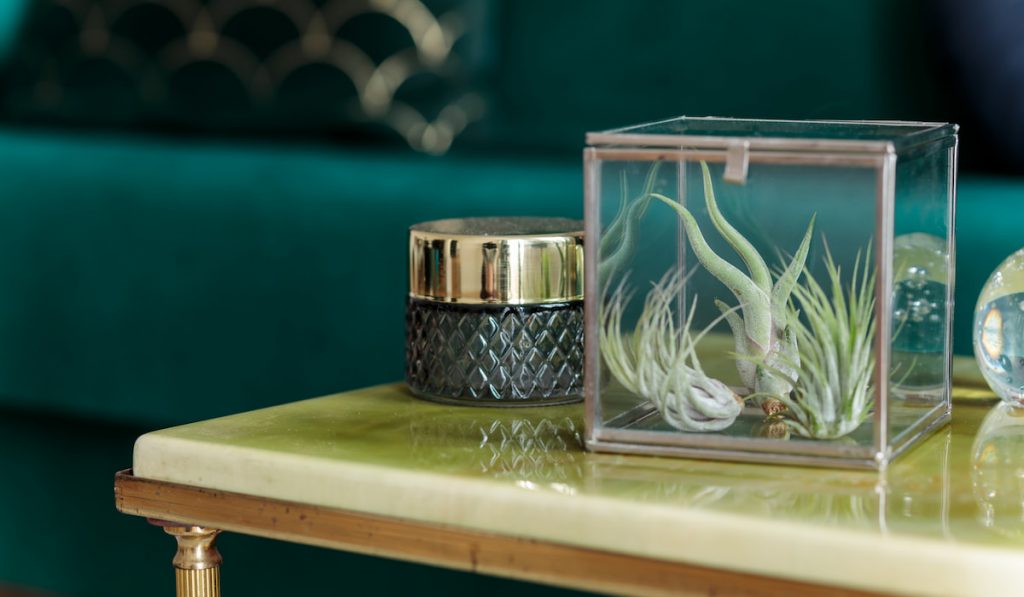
[{"xmin": 405, "ymin": 297, "xmax": 584, "ymax": 406}]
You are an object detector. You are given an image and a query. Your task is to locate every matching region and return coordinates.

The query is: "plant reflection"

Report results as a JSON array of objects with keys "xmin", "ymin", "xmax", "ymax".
[
  {"xmin": 583, "ymin": 427, "xmax": 952, "ymax": 535},
  {"xmin": 406, "ymin": 405, "xmax": 955, "ymax": 538}
]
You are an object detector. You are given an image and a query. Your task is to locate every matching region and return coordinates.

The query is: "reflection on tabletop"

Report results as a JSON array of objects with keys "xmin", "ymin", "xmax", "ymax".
[
  {"xmin": 404, "ymin": 364, "xmax": 1021, "ymax": 547},
  {"xmin": 973, "ymin": 402, "xmax": 1024, "ymax": 540}
]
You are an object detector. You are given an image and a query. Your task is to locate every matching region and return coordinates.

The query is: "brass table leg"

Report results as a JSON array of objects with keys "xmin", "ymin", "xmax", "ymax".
[{"xmin": 152, "ymin": 521, "xmax": 222, "ymax": 597}]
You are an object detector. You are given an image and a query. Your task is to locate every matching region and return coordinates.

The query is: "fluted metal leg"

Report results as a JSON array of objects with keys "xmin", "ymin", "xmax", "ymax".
[{"xmin": 161, "ymin": 525, "xmax": 222, "ymax": 597}]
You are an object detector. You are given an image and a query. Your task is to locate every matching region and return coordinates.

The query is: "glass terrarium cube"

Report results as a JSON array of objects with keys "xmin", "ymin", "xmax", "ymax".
[{"xmin": 583, "ymin": 117, "xmax": 957, "ymax": 469}]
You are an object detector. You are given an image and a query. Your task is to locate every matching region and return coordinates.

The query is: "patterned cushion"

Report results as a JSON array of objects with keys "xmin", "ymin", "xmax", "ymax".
[{"xmin": 2, "ymin": 0, "xmax": 489, "ymax": 153}]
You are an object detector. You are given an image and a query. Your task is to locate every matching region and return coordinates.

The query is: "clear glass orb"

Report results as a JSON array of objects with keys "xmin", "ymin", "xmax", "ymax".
[
  {"xmin": 975, "ymin": 248, "xmax": 1024, "ymax": 405},
  {"xmin": 891, "ymin": 233, "xmax": 947, "ymax": 398}
]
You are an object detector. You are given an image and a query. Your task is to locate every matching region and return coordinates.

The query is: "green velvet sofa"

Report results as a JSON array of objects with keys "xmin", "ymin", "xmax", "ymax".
[{"xmin": 0, "ymin": 1, "xmax": 1020, "ymax": 595}]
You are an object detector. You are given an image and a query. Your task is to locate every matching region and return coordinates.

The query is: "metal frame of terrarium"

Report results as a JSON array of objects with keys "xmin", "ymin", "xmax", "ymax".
[{"xmin": 583, "ymin": 117, "xmax": 958, "ymax": 469}]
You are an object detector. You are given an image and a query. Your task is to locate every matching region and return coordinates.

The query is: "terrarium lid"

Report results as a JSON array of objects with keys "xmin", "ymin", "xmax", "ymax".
[
  {"xmin": 409, "ymin": 217, "xmax": 584, "ymax": 304},
  {"xmin": 586, "ymin": 116, "xmax": 958, "ymax": 154}
]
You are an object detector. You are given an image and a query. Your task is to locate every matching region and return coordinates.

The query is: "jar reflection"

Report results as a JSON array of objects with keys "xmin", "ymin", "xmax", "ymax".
[{"xmin": 409, "ymin": 412, "xmax": 584, "ymax": 485}]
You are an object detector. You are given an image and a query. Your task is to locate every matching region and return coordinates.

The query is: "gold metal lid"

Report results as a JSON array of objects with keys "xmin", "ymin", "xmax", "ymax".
[{"xmin": 409, "ymin": 217, "xmax": 584, "ymax": 305}]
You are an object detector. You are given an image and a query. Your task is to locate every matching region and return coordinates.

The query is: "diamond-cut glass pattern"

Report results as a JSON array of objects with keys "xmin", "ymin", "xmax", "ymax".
[{"xmin": 406, "ymin": 299, "xmax": 584, "ymax": 405}]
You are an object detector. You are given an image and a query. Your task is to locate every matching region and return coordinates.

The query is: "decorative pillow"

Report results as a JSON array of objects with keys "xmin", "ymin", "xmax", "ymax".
[{"xmin": 1, "ymin": 0, "xmax": 489, "ymax": 154}]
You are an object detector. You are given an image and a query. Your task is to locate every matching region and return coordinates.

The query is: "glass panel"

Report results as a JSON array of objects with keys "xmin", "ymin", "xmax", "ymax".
[
  {"xmin": 889, "ymin": 144, "xmax": 953, "ymax": 445},
  {"xmin": 603, "ymin": 116, "xmax": 942, "ymax": 142},
  {"xmin": 595, "ymin": 154, "xmax": 879, "ymax": 459},
  {"xmin": 596, "ymin": 159, "xmax": 680, "ymax": 424}
]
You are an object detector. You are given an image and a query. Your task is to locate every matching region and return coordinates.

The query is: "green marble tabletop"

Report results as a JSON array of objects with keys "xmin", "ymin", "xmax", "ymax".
[{"xmin": 134, "ymin": 357, "xmax": 1024, "ymax": 596}]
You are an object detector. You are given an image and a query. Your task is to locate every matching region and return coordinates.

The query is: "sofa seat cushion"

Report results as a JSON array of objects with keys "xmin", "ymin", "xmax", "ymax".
[{"xmin": 0, "ymin": 128, "xmax": 579, "ymax": 425}]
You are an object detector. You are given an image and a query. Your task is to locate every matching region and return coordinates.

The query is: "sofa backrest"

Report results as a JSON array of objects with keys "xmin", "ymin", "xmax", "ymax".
[
  {"xmin": 0, "ymin": 0, "xmax": 491, "ymax": 154},
  {"xmin": 0, "ymin": 0, "xmax": 948, "ymax": 154},
  {"xmin": 481, "ymin": 0, "xmax": 948, "ymax": 152}
]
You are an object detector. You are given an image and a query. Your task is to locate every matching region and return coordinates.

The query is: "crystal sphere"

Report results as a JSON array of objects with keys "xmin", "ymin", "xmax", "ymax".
[
  {"xmin": 974, "ymin": 248, "xmax": 1024, "ymax": 405},
  {"xmin": 891, "ymin": 233, "xmax": 947, "ymax": 398}
]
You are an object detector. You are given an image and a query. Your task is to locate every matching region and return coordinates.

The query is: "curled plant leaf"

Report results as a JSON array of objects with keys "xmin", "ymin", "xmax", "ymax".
[
  {"xmin": 650, "ymin": 161, "xmax": 814, "ymax": 398},
  {"xmin": 767, "ymin": 245, "xmax": 877, "ymax": 439},
  {"xmin": 599, "ymin": 162, "xmax": 662, "ymax": 284},
  {"xmin": 600, "ymin": 269, "xmax": 743, "ymax": 432}
]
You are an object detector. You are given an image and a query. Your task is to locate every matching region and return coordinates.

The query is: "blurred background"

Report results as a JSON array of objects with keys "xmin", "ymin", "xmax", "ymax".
[{"xmin": 0, "ymin": 0, "xmax": 1021, "ymax": 595}]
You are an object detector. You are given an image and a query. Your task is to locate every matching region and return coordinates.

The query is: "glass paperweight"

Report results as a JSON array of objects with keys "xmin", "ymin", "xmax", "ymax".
[
  {"xmin": 974, "ymin": 248, "xmax": 1024, "ymax": 406},
  {"xmin": 891, "ymin": 233, "xmax": 948, "ymax": 400},
  {"xmin": 583, "ymin": 117, "xmax": 958, "ymax": 469}
]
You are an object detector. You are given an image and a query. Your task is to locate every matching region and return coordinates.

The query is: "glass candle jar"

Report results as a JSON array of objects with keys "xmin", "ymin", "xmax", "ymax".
[{"xmin": 406, "ymin": 217, "xmax": 584, "ymax": 406}]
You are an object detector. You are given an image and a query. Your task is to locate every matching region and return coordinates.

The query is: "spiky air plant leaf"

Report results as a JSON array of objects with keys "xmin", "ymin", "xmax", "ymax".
[
  {"xmin": 599, "ymin": 162, "xmax": 662, "ymax": 284},
  {"xmin": 600, "ymin": 269, "xmax": 744, "ymax": 432},
  {"xmin": 649, "ymin": 161, "xmax": 814, "ymax": 399},
  {"xmin": 771, "ymin": 246, "xmax": 877, "ymax": 440}
]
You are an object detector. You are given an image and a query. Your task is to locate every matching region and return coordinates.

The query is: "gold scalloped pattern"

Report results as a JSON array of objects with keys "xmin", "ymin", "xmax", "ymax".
[{"xmin": 32, "ymin": 0, "xmax": 484, "ymax": 153}]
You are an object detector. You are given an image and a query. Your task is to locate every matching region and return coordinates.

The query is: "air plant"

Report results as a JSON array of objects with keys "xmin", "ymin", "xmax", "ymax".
[
  {"xmin": 649, "ymin": 162, "xmax": 814, "ymax": 400},
  {"xmin": 600, "ymin": 269, "xmax": 744, "ymax": 432},
  {"xmin": 599, "ymin": 162, "xmax": 662, "ymax": 283},
  {"xmin": 771, "ymin": 247, "xmax": 877, "ymax": 439}
]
